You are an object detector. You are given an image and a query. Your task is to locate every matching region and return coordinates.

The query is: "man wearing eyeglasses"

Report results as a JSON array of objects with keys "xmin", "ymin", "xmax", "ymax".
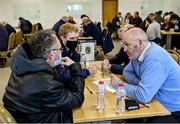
[{"xmin": 3, "ymin": 30, "xmax": 85, "ymax": 123}]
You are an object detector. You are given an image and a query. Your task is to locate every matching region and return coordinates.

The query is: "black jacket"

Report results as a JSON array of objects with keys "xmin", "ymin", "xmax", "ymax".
[
  {"xmin": 3, "ymin": 43, "xmax": 85, "ymax": 123},
  {"xmin": 82, "ymin": 22, "xmax": 102, "ymax": 45},
  {"xmin": 52, "ymin": 19, "xmax": 65, "ymax": 36},
  {"xmin": 0, "ymin": 24, "xmax": 9, "ymax": 51},
  {"xmin": 140, "ymin": 17, "xmax": 152, "ymax": 32},
  {"xmin": 5, "ymin": 24, "xmax": 16, "ymax": 36},
  {"xmin": 19, "ymin": 19, "xmax": 32, "ymax": 34}
]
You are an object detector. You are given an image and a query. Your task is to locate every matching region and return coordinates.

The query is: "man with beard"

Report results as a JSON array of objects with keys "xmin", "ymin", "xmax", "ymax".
[
  {"xmin": 110, "ymin": 28, "xmax": 180, "ymax": 123},
  {"xmin": 3, "ymin": 30, "xmax": 84, "ymax": 123}
]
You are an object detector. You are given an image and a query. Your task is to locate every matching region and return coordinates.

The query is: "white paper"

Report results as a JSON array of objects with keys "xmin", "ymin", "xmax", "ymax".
[{"xmin": 93, "ymin": 78, "xmax": 116, "ymax": 93}]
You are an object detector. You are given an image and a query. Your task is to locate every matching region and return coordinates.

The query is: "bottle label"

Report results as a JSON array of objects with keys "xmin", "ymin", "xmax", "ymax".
[
  {"xmin": 97, "ymin": 91, "xmax": 105, "ymax": 97},
  {"xmin": 116, "ymin": 90, "xmax": 125, "ymax": 98}
]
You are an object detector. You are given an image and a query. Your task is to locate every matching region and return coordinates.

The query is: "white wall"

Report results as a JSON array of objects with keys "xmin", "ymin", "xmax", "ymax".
[
  {"xmin": 0, "ymin": 0, "xmax": 102, "ymax": 28},
  {"xmin": 119, "ymin": 0, "xmax": 180, "ymax": 19},
  {"xmin": 0, "ymin": 0, "xmax": 179, "ymax": 29}
]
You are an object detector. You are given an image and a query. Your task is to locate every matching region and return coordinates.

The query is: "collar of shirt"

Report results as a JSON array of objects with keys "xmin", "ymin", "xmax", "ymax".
[{"xmin": 138, "ymin": 42, "xmax": 151, "ymax": 61}]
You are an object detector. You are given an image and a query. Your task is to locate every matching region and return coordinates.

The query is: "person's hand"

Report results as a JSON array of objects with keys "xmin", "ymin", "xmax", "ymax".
[
  {"xmin": 110, "ymin": 74, "xmax": 120, "ymax": 86},
  {"xmin": 61, "ymin": 57, "xmax": 75, "ymax": 66}
]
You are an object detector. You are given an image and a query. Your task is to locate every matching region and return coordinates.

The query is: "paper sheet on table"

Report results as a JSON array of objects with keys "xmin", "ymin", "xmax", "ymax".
[{"xmin": 93, "ymin": 78, "xmax": 116, "ymax": 93}]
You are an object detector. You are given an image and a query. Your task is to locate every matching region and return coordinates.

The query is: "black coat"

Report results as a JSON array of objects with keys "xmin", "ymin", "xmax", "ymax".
[
  {"xmin": 82, "ymin": 22, "xmax": 102, "ymax": 45},
  {"xmin": 3, "ymin": 43, "xmax": 85, "ymax": 123},
  {"xmin": 140, "ymin": 17, "xmax": 152, "ymax": 32},
  {"xmin": 0, "ymin": 24, "xmax": 9, "ymax": 51},
  {"xmin": 19, "ymin": 19, "xmax": 32, "ymax": 34},
  {"xmin": 52, "ymin": 19, "xmax": 65, "ymax": 36},
  {"xmin": 5, "ymin": 24, "xmax": 16, "ymax": 36}
]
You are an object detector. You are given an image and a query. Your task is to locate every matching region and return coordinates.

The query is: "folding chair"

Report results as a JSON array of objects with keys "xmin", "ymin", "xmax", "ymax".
[
  {"xmin": 0, "ymin": 104, "xmax": 16, "ymax": 123},
  {"xmin": 0, "ymin": 32, "xmax": 16, "ymax": 67},
  {"xmin": 14, "ymin": 31, "xmax": 23, "ymax": 46}
]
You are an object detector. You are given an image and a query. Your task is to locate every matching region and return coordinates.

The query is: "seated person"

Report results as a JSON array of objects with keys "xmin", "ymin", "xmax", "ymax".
[
  {"xmin": 18, "ymin": 17, "xmax": 32, "ymax": 34},
  {"xmin": 110, "ymin": 28, "xmax": 180, "ymax": 123},
  {"xmin": 111, "ymin": 12, "xmax": 122, "ymax": 32},
  {"xmin": 146, "ymin": 19, "xmax": 164, "ymax": 47},
  {"xmin": 55, "ymin": 23, "xmax": 81, "ymax": 82},
  {"xmin": 68, "ymin": 16, "xmax": 76, "ymax": 24},
  {"xmin": 0, "ymin": 21, "xmax": 16, "ymax": 36},
  {"xmin": 0, "ymin": 24, "xmax": 9, "ymax": 51},
  {"xmin": 58, "ymin": 23, "xmax": 80, "ymax": 62},
  {"xmin": 161, "ymin": 15, "xmax": 171, "ymax": 31},
  {"xmin": 81, "ymin": 17, "xmax": 102, "ymax": 45},
  {"xmin": 124, "ymin": 12, "xmax": 134, "ymax": 24},
  {"xmin": 36, "ymin": 22, "xmax": 43, "ymax": 31},
  {"xmin": 132, "ymin": 11, "xmax": 142, "ymax": 27},
  {"xmin": 52, "ymin": 16, "xmax": 69, "ymax": 36},
  {"xmin": 169, "ymin": 14, "xmax": 180, "ymax": 49},
  {"xmin": 107, "ymin": 25, "xmax": 133, "ymax": 74},
  {"xmin": 3, "ymin": 30, "xmax": 85, "ymax": 123},
  {"xmin": 140, "ymin": 13, "xmax": 156, "ymax": 32}
]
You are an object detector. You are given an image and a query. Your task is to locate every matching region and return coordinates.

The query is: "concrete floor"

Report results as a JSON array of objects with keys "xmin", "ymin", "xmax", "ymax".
[{"xmin": 0, "ymin": 40, "xmax": 120, "ymax": 104}]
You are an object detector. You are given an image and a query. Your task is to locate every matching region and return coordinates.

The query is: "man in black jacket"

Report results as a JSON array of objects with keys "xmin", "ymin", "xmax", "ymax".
[
  {"xmin": 18, "ymin": 17, "xmax": 32, "ymax": 34},
  {"xmin": 3, "ymin": 30, "xmax": 85, "ymax": 123},
  {"xmin": 140, "ymin": 13, "xmax": 156, "ymax": 32},
  {"xmin": 81, "ymin": 17, "xmax": 102, "ymax": 45},
  {"xmin": 0, "ymin": 23, "xmax": 9, "ymax": 51},
  {"xmin": 1, "ymin": 21, "xmax": 16, "ymax": 36}
]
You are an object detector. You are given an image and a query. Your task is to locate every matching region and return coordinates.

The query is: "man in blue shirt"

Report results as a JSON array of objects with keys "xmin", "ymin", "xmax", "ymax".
[{"xmin": 110, "ymin": 28, "xmax": 180, "ymax": 123}]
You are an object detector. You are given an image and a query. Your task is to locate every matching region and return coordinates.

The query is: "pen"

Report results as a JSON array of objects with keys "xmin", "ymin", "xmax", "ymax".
[
  {"xmin": 138, "ymin": 102, "xmax": 150, "ymax": 108},
  {"xmin": 86, "ymin": 86, "xmax": 93, "ymax": 94}
]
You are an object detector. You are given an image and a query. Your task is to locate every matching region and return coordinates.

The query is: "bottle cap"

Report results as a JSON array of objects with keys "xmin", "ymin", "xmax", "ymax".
[
  {"xmin": 119, "ymin": 82, "xmax": 124, "ymax": 87},
  {"xmin": 99, "ymin": 80, "xmax": 104, "ymax": 84}
]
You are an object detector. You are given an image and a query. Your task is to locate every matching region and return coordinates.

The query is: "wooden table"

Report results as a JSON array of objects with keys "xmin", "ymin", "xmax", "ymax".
[
  {"xmin": 161, "ymin": 31, "xmax": 180, "ymax": 49},
  {"xmin": 73, "ymin": 61, "xmax": 170, "ymax": 123}
]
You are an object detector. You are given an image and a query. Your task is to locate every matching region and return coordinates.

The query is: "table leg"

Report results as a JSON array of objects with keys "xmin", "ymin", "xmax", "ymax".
[{"xmin": 165, "ymin": 34, "xmax": 172, "ymax": 49}]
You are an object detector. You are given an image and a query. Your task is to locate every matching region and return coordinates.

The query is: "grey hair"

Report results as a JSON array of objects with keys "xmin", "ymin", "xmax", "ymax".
[
  {"xmin": 118, "ymin": 24, "xmax": 134, "ymax": 33},
  {"xmin": 29, "ymin": 30, "xmax": 57, "ymax": 59},
  {"xmin": 126, "ymin": 28, "xmax": 149, "ymax": 43}
]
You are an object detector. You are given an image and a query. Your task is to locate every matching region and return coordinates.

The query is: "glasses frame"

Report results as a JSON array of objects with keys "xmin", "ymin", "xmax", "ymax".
[{"xmin": 51, "ymin": 48, "xmax": 63, "ymax": 52}]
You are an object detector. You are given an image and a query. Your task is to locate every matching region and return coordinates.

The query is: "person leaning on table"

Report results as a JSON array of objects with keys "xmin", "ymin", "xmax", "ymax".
[
  {"xmin": 110, "ymin": 28, "xmax": 180, "ymax": 123},
  {"xmin": 3, "ymin": 30, "xmax": 85, "ymax": 123}
]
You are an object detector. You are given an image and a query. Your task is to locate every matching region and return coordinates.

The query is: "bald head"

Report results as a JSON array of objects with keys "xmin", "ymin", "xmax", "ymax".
[
  {"xmin": 123, "ymin": 28, "xmax": 148, "ymax": 44},
  {"xmin": 118, "ymin": 24, "xmax": 134, "ymax": 40},
  {"xmin": 0, "ymin": 20, "xmax": 7, "ymax": 26},
  {"xmin": 122, "ymin": 28, "xmax": 149, "ymax": 60}
]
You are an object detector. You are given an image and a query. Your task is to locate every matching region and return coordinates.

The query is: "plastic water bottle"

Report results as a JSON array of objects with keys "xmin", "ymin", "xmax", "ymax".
[
  {"xmin": 101, "ymin": 58, "xmax": 110, "ymax": 78},
  {"xmin": 81, "ymin": 53, "xmax": 86, "ymax": 69},
  {"xmin": 116, "ymin": 82, "xmax": 126, "ymax": 113},
  {"xmin": 96, "ymin": 80, "xmax": 106, "ymax": 110}
]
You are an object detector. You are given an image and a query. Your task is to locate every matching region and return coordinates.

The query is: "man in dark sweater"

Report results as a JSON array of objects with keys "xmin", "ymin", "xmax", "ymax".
[
  {"xmin": 1, "ymin": 21, "xmax": 16, "ymax": 36},
  {"xmin": 81, "ymin": 17, "xmax": 102, "ymax": 45},
  {"xmin": 0, "ymin": 24, "xmax": 9, "ymax": 51}
]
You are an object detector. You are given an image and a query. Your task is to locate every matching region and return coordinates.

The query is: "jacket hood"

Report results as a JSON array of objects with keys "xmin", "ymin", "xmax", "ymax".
[{"xmin": 11, "ymin": 43, "xmax": 52, "ymax": 75}]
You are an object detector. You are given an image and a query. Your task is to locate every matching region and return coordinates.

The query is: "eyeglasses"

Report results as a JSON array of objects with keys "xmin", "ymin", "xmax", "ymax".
[{"xmin": 52, "ymin": 48, "xmax": 63, "ymax": 52}]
